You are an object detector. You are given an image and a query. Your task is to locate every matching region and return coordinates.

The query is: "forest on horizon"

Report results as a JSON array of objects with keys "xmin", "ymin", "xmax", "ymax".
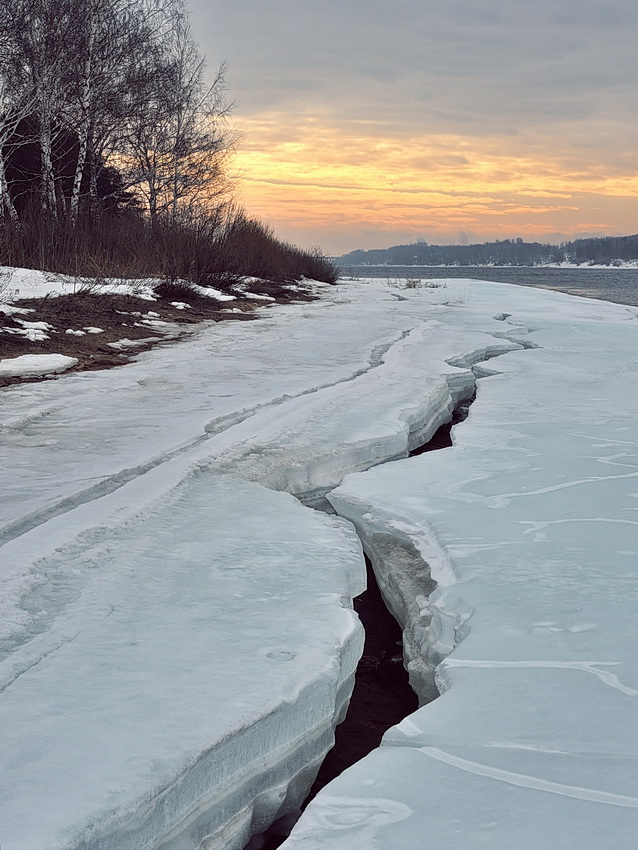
[{"xmin": 339, "ymin": 234, "xmax": 638, "ymax": 267}]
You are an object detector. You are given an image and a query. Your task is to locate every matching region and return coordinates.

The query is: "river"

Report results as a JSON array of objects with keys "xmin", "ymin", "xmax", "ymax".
[{"xmin": 338, "ymin": 265, "xmax": 638, "ymax": 307}]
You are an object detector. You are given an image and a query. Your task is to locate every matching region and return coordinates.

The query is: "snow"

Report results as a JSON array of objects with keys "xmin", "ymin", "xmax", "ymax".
[
  {"xmin": 189, "ymin": 281, "xmax": 236, "ymax": 301},
  {"xmin": 0, "ymin": 267, "xmax": 161, "ymax": 301},
  {"xmin": 0, "ymin": 267, "xmax": 288, "ymax": 305},
  {"xmin": 0, "ymin": 475, "xmax": 365, "ymax": 850},
  {"xmin": 0, "ymin": 302, "xmax": 33, "ymax": 316},
  {"xmin": 0, "ymin": 353, "xmax": 79, "ymax": 377},
  {"xmin": 64, "ymin": 326, "xmax": 104, "ymax": 336},
  {"xmin": 242, "ymin": 291, "xmax": 276, "ymax": 301},
  {"xmin": 2, "ymin": 274, "xmax": 638, "ymax": 848},
  {"xmin": 2, "ymin": 319, "xmax": 54, "ymax": 340},
  {"xmin": 283, "ymin": 281, "xmax": 638, "ymax": 848}
]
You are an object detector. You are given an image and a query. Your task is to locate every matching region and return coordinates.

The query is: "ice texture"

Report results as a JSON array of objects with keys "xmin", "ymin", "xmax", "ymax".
[
  {"xmin": 4, "ymin": 275, "xmax": 638, "ymax": 848},
  {"xmin": 0, "ymin": 474, "xmax": 365, "ymax": 850},
  {"xmin": 1, "ymin": 276, "xmax": 505, "ymax": 849},
  {"xmin": 283, "ymin": 281, "xmax": 638, "ymax": 848}
]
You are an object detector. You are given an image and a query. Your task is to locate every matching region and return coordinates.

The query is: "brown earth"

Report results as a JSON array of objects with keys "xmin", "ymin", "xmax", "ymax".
[{"xmin": 0, "ymin": 280, "xmax": 316, "ymax": 388}]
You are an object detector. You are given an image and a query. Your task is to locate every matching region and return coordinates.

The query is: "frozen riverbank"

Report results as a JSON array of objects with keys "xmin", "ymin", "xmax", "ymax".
[
  {"xmin": 0, "ymin": 476, "xmax": 365, "ymax": 850},
  {"xmin": 283, "ymin": 283, "xmax": 638, "ymax": 848},
  {"xmin": 2, "ymin": 274, "xmax": 637, "ymax": 848}
]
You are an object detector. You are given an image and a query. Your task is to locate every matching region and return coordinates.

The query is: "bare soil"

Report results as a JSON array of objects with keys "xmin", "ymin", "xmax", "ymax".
[{"xmin": 0, "ymin": 282, "xmax": 316, "ymax": 388}]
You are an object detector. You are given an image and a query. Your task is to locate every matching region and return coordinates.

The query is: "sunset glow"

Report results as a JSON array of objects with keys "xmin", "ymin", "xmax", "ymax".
[
  {"xmin": 190, "ymin": 0, "xmax": 638, "ymax": 256},
  {"xmin": 232, "ymin": 113, "xmax": 638, "ymax": 254}
]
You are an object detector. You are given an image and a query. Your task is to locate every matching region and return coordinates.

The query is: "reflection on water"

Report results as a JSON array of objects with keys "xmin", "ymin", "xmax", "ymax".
[{"xmin": 339, "ymin": 265, "xmax": 638, "ymax": 307}]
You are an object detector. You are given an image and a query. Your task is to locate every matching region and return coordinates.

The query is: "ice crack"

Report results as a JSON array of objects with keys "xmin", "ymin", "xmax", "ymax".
[
  {"xmin": 440, "ymin": 659, "xmax": 638, "ymax": 697},
  {"xmin": 418, "ymin": 747, "xmax": 638, "ymax": 808},
  {"xmin": 0, "ymin": 329, "xmax": 414, "ymax": 548}
]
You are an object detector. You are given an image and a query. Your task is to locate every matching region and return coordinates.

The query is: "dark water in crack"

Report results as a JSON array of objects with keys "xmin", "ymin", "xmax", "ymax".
[
  {"xmin": 410, "ymin": 391, "xmax": 476, "ymax": 456},
  {"xmin": 249, "ymin": 267, "xmax": 638, "ymax": 847},
  {"xmin": 305, "ymin": 557, "xmax": 418, "ymax": 800},
  {"xmin": 249, "ymin": 398, "xmax": 478, "ymax": 850},
  {"xmin": 252, "ymin": 558, "xmax": 418, "ymax": 850},
  {"xmin": 306, "ymin": 402, "xmax": 480, "ymax": 796}
]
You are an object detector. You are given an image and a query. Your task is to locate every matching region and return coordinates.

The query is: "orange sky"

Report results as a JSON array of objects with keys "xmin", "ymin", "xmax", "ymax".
[
  {"xmin": 190, "ymin": 1, "xmax": 638, "ymax": 256},
  {"xmin": 232, "ymin": 114, "xmax": 638, "ymax": 255}
]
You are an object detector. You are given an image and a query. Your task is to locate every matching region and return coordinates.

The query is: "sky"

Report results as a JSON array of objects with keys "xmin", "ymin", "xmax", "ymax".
[{"xmin": 187, "ymin": 0, "xmax": 638, "ymax": 256}]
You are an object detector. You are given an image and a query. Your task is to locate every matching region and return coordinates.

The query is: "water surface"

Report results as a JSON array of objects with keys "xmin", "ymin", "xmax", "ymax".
[{"xmin": 339, "ymin": 265, "xmax": 638, "ymax": 307}]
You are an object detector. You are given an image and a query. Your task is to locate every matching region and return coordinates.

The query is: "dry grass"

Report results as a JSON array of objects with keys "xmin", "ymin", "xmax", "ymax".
[{"xmin": 0, "ymin": 208, "xmax": 339, "ymax": 290}]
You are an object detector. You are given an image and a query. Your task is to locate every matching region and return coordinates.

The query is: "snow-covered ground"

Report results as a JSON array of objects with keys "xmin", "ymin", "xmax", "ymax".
[
  {"xmin": 2, "ymin": 274, "xmax": 637, "ymax": 848},
  {"xmin": 282, "ymin": 283, "xmax": 638, "ymax": 848}
]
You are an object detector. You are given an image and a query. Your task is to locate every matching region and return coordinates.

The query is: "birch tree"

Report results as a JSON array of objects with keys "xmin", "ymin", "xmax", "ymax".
[
  {"xmin": 0, "ymin": 1, "xmax": 33, "ymax": 224},
  {"xmin": 0, "ymin": 0, "xmax": 234, "ymax": 228},
  {"xmin": 66, "ymin": 0, "xmax": 173, "ymax": 224},
  {"xmin": 13, "ymin": 0, "xmax": 74, "ymax": 218},
  {"xmin": 123, "ymin": 9, "xmax": 235, "ymax": 224}
]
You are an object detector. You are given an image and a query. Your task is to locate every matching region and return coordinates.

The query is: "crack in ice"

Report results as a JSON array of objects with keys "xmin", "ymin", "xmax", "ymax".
[
  {"xmin": 520, "ymin": 518, "xmax": 638, "ymax": 540},
  {"xmin": 418, "ymin": 747, "xmax": 638, "ymax": 808},
  {"xmin": 0, "ymin": 329, "xmax": 415, "ymax": 548},
  {"xmin": 450, "ymin": 470, "xmax": 638, "ymax": 509},
  {"xmin": 440, "ymin": 659, "xmax": 638, "ymax": 696}
]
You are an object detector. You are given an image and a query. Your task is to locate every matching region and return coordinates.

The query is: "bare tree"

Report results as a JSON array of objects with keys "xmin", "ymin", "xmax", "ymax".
[
  {"xmin": 12, "ymin": 0, "xmax": 75, "ymax": 218},
  {"xmin": 0, "ymin": 1, "xmax": 34, "ymax": 224},
  {"xmin": 0, "ymin": 0, "xmax": 235, "ymax": 244},
  {"xmin": 122, "ymin": 8, "xmax": 236, "ymax": 224},
  {"xmin": 66, "ymin": 0, "xmax": 172, "ymax": 224}
]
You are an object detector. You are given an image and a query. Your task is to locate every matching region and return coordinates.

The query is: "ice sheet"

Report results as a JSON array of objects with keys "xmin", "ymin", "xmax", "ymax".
[
  {"xmin": 0, "ymin": 474, "xmax": 365, "ymax": 850},
  {"xmin": 4, "ymin": 273, "xmax": 638, "ymax": 848},
  {"xmin": 0, "ymin": 280, "xmax": 514, "ymax": 539},
  {"xmin": 284, "ymin": 281, "xmax": 638, "ymax": 847}
]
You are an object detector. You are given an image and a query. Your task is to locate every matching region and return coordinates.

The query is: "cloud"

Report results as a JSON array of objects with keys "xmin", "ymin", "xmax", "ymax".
[
  {"xmin": 188, "ymin": 0, "xmax": 638, "ymax": 252},
  {"xmin": 192, "ymin": 0, "xmax": 638, "ymax": 131}
]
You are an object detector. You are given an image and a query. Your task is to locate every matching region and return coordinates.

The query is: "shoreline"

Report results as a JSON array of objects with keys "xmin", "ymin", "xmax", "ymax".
[{"xmin": 0, "ymin": 275, "xmax": 319, "ymax": 387}]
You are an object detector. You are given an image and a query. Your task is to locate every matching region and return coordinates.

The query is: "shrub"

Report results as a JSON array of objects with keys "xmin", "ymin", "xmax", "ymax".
[{"xmin": 0, "ymin": 206, "xmax": 338, "ymax": 290}]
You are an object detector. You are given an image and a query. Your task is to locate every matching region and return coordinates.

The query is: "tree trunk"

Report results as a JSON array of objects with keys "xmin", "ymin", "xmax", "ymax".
[
  {"xmin": 88, "ymin": 144, "xmax": 99, "ymax": 213},
  {"xmin": 40, "ymin": 106, "xmax": 57, "ymax": 218},
  {"xmin": 0, "ymin": 151, "xmax": 20, "ymax": 225},
  {"xmin": 70, "ymin": 4, "xmax": 96, "ymax": 227},
  {"xmin": 71, "ymin": 112, "xmax": 91, "ymax": 226}
]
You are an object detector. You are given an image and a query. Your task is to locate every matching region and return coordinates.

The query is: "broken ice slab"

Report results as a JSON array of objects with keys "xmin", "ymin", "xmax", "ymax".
[
  {"xmin": 285, "ymin": 279, "xmax": 638, "ymax": 848},
  {"xmin": 0, "ymin": 474, "xmax": 365, "ymax": 850},
  {"xmin": 281, "ymin": 744, "xmax": 638, "ymax": 850}
]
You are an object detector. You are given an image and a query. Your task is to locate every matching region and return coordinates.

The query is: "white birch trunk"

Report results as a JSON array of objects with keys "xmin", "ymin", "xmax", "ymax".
[
  {"xmin": 0, "ymin": 152, "xmax": 20, "ymax": 224},
  {"xmin": 40, "ymin": 105, "xmax": 57, "ymax": 218},
  {"xmin": 70, "ymin": 3, "xmax": 96, "ymax": 227}
]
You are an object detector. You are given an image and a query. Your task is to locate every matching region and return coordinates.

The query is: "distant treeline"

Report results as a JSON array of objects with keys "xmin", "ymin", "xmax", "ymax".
[{"xmin": 339, "ymin": 235, "xmax": 638, "ymax": 267}]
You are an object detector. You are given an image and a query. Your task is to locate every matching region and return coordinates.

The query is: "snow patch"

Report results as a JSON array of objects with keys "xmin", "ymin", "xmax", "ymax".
[{"xmin": 0, "ymin": 354, "xmax": 78, "ymax": 377}]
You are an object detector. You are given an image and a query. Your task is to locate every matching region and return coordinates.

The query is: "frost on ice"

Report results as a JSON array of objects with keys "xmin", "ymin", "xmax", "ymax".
[
  {"xmin": 2, "ymin": 274, "xmax": 638, "ymax": 848},
  {"xmin": 284, "ymin": 281, "xmax": 638, "ymax": 849},
  {"xmin": 0, "ymin": 474, "xmax": 365, "ymax": 850}
]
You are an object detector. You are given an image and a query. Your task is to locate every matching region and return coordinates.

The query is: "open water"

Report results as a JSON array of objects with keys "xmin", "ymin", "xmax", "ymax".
[{"xmin": 339, "ymin": 265, "xmax": 638, "ymax": 307}]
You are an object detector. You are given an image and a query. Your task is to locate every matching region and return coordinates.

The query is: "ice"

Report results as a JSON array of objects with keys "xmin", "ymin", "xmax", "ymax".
[
  {"xmin": 4, "ymin": 274, "xmax": 638, "ymax": 847},
  {"xmin": 282, "ymin": 747, "xmax": 638, "ymax": 849},
  {"xmin": 1, "ymin": 276, "xmax": 493, "ymax": 848},
  {"xmin": 0, "ymin": 473, "xmax": 365, "ymax": 850},
  {"xmin": 0, "ymin": 281, "xmax": 513, "ymax": 539},
  {"xmin": 284, "ymin": 282, "xmax": 638, "ymax": 847}
]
